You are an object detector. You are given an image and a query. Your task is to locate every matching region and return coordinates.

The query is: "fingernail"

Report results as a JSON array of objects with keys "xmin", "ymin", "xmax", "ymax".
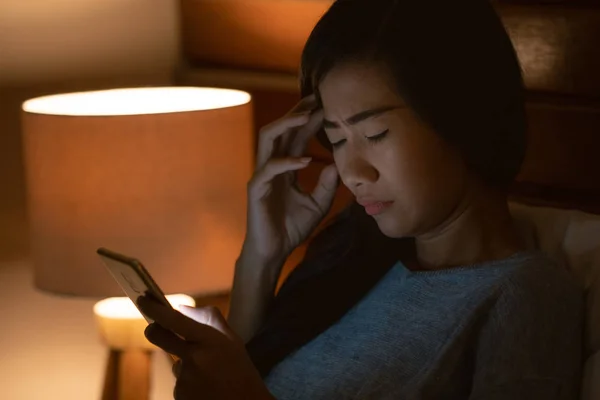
[{"xmin": 300, "ymin": 157, "xmax": 312, "ymax": 163}]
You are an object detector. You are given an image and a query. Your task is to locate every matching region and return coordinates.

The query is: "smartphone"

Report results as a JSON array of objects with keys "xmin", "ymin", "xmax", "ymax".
[{"xmin": 96, "ymin": 247, "xmax": 172, "ymax": 323}]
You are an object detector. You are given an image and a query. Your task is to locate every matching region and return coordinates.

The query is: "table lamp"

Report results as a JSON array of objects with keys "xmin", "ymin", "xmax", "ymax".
[
  {"xmin": 94, "ymin": 294, "xmax": 196, "ymax": 400},
  {"xmin": 21, "ymin": 86, "xmax": 254, "ymax": 399}
]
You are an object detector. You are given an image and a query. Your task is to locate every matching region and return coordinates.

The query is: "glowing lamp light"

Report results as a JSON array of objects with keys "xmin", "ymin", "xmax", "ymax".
[
  {"xmin": 93, "ymin": 294, "xmax": 196, "ymax": 350},
  {"xmin": 22, "ymin": 87, "xmax": 251, "ymax": 116}
]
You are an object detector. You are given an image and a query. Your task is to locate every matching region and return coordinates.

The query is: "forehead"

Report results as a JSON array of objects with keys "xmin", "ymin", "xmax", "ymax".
[{"xmin": 318, "ymin": 62, "xmax": 403, "ymax": 116}]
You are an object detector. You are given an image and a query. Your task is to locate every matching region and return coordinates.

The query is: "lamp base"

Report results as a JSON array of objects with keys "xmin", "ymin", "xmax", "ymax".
[{"xmin": 102, "ymin": 349, "xmax": 151, "ymax": 400}]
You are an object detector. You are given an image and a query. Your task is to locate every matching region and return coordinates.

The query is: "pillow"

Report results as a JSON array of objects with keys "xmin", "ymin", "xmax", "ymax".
[{"xmin": 509, "ymin": 202, "xmax": 600, "ymax": 400}]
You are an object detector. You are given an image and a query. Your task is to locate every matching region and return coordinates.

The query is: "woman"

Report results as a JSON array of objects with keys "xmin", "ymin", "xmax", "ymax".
[{"xmin": 138, "ymin": 0, "xmax": 584, "ymax": 398}]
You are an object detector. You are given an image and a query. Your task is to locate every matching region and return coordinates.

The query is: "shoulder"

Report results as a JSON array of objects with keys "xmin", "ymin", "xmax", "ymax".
[
  {"xmin": 497, "ymin": 251, "xmax": 584, "ymax": 310},
  {"xmin": 471, "ymin": 251, "xmax": 584, "ymax": 396},
  {"xmin": 479, "ymin": 250, "xmax": 585, "ymax": 349}
]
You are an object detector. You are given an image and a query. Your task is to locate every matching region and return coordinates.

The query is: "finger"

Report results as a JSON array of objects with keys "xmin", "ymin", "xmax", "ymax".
[
  {"xmin": 256, "ymin": 95, "xmax": 318, "ymax": 167},
  {"xmin": 311, "ymin": 163, "xmax": 339, "ymax": 213},
  {"xmin": 279, "ymin": 97, "xmax": 320, "ymax": 157},
  {"xmin": 279, "ymin": 104, "xmax": 320, "ymax": 155},
  {"xmin": 145, "ymin": 323, "xmax": 189, "ymax": 358},
  {"xmin": 255, "ymin": 113, "xmax": 311, "ymax": 169},
  {"xmin": 178, "ymin": 305, "xmax": 237, "ymax": 341},
  {"xmin": 138, "ymin": 296, "xmax": 220, "ymax": 342},
  {"xmin": 248, "ymin": 157, "xmax": 312, "ymax": 199},
  {"xmin": 288, "ymin": 109, "xmax": 324, "ymax": 158},
  {"xmin": 290, "ymin": 94, "xmax": 317, "ymax": 114}
]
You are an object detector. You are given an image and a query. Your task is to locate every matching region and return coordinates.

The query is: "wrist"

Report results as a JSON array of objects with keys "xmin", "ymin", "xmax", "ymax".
[{"xmin": 235, "ymin": 251, "xmax": 286, "ymax": 289}]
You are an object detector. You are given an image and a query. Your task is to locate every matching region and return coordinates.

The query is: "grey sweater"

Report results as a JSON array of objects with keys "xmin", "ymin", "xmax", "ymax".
[{"xmin": 264, "ymin": 251, "xmax": 584, "ymax": 400}]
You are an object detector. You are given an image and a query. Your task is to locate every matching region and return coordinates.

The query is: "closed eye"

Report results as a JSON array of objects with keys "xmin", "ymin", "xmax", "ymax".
[
  {"xmin": 330, "ymin": 138, "xmax": 346, "ymax": 149},
  {"xmin": 330, "ymin": 129, "xmax": 390, "ymax": 150},
  {"xmin": 367, "ymin": 129, "xmax": 389, "ymax": 143}
]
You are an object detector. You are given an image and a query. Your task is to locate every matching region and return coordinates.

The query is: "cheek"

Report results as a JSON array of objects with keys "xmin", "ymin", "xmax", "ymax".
[
  {"xmin": 379, "ymin": 136, "xmax": 469, "ymax": 231},
  {"xmin": 377, "ymin": 137, "xmax": 432, "ymax": 190},
  {"xmin": 331, "ymin": 149, "xmax": 356, "ymax": 188},
  {"xmin": 384, "ymin": 131, "xmax": 467, "ymax": 193}
]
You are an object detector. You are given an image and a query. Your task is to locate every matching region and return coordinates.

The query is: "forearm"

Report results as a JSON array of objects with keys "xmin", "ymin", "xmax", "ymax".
[{"xmin": 227, "ymin": 251, "xmax": 285, "ymax": 343}]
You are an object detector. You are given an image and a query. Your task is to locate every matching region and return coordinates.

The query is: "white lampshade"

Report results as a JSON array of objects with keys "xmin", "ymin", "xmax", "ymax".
[
  {"xmin": 93, "ymin": 294, "xmax": 196, "ymax": 350},
  {"xmin": 21, "ymin": 87, "xmax": 254, "ymax": 297}
]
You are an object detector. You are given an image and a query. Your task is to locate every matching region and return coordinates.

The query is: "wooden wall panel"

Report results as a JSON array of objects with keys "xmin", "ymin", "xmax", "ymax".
[
  {"xmin": 179, "ymin": 0, "xmax": 329, "ymax": 73},
  {"xmin": 501, "ymin": 4, "xmax": 600, "ymax": 97},
  {"xmin": 180, "ymin": 0, "xmax": 600, "ymax": 98}
]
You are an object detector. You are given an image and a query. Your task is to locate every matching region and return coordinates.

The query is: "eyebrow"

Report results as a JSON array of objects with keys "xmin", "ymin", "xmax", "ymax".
[{"xmin": 322, "ymin": 106, "xmax": 399, "ymax": 129}]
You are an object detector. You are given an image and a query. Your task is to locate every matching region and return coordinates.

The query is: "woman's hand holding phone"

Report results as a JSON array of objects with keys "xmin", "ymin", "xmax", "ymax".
[
  {"xmin": 138, "ymin": 296, "xmax": 275, "ymax": 400},
  {"xmin": 242, "ymin": 95, "xmax": 339, "ymax": 275}
]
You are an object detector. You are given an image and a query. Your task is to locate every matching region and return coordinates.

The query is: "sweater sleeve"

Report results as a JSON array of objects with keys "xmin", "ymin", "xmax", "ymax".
[{"xmin": 469, "ymin": 262, "xmax": 585, "ymax": 400}]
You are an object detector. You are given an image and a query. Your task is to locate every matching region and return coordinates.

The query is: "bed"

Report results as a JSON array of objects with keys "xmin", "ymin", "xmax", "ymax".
[{"xmin": 174, "ymin": 0, "xmax": 600, "ymax": 398}]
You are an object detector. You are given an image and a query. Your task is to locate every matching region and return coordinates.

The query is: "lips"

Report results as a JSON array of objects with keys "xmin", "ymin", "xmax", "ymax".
[{"xmin": 357, "ymin": 198, "xmax": 394, "ymax": 216}]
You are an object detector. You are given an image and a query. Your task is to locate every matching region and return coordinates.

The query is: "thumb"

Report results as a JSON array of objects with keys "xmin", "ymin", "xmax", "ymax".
[
  {"xmin": 311, "ymin": 163, "xmax": 339, "ymax": 212},
  {"xmin": 177, "ymin": 305, "xmax": 237, "ymax": 341}
]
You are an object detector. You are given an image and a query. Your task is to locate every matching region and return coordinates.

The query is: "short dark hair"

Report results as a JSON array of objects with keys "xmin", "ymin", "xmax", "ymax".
[
  {"xmin": 246, "ymin": 0, "xmax": 527, "ymax": 377},
  {"xmin": 301, "ymin": 0, "xmax": 527, "ymax": 186}
]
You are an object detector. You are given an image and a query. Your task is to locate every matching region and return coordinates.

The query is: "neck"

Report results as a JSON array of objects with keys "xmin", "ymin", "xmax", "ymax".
[{"xmin": 412, "ymin": 182, "xmax": 525, "ymax": 270}]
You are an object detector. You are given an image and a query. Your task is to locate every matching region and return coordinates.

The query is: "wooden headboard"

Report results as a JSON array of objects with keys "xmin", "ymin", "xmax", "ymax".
[{"xmin": 176, "ymin": 0, "xmax": 600, "ymax": 215}]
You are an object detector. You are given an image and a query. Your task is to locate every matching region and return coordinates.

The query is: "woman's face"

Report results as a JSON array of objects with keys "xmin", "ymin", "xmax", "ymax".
[{"xmin": 319, "ymin": 62, "xmax": 471, "ymax": 238}]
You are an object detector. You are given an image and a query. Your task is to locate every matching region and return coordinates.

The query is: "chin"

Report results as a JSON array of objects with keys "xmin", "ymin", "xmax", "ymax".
[{"xmin": 373, "ymin": 215, "xmax": 409, "ymax": 239}]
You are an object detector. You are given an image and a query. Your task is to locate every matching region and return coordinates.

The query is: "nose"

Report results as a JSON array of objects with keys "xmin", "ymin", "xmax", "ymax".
[{"xmin": 338, "ymin": 151, "xmax": 379, "ymax": 189}]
